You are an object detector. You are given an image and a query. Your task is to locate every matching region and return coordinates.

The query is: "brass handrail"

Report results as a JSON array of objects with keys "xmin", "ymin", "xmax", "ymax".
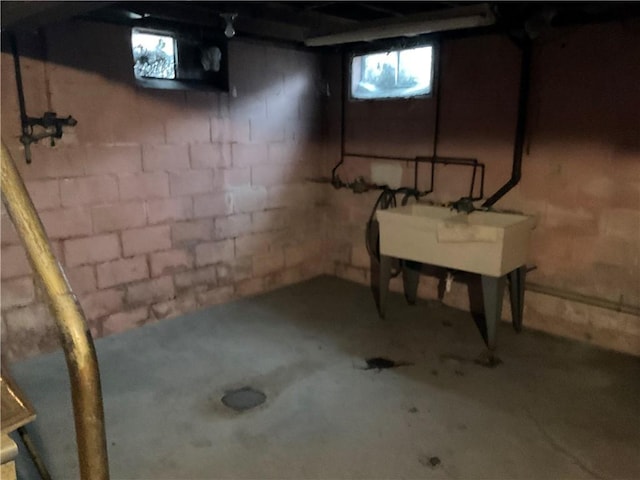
[{"xmin": 1, "ymin": 142, "xmax": 109, "ymax": 480}]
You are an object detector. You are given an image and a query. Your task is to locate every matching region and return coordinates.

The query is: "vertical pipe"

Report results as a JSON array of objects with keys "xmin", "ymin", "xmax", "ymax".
[
  {"xmin": 331, "ymin": 51, "xmax": 346, "ymax": 184},
  {"xmin": 10, "ymin": 33, "xmax": 34, "ymax": 164},
  {"xmin": 427, "ymin": 41, "xmax": 444, "ymax": 193},
  {"xmin": 431, "ymin": 41, "xmax": 443, "ymax": 162},
  {"xmin": 9, "ymin": 34, "xmax": 28, "ymax": 127},
  {"xmin": 481, "ymin": 39, "xmax": 532, "ymax": 207},
  {"xmin": 469, "ymin": 164, "xmax": 477, "ymax": 198},
  {"xmin": 428, "ymin": 160, "xmax": 435, "ymax": 194},
  {"xmin": 1, "ymin": 142, "xmax": 110, "ymax": 480}
]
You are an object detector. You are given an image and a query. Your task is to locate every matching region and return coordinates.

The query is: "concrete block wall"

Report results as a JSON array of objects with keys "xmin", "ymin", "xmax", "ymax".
[
  {"xmin": 1, "ymin": 21, "xmax": 330, "ymax": 360},
  {"xmin": 2, "ymin": 20, "xmax": 637, "ymax": 360},
  {"xmin": 326, "ymin": 24, "xmax": 640, "ymax": 356}
]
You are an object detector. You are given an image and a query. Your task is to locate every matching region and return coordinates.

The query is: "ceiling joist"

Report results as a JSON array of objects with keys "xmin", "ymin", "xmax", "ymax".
[
  {"xmin": 305, "ymin": 3, "xmax": 496, "ymax": 47},
  {"xmin": 3, "ymin": 2, "xmax": 639, "ymax": 48}
]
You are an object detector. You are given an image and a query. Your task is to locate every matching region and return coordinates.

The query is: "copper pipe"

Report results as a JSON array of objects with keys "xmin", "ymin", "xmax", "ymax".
[{"xmin": 1, "ymin": 142, "xmax": 109, "ymax": 480}]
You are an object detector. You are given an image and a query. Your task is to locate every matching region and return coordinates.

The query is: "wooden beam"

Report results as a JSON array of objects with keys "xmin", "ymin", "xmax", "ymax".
[
  {"xmin": 306, "ymin": 3, "xmax": 496, "ymax": 46},
  {"xmin": 359, "ymin": 3, "xmax": 405, "ymax": 18},
  {"xmin": 257, "ymin": 2, "xmax": 358, "ymax": 30},
  {"xmin": 1, "ymin": 2, "xmax": 112, "ymax": 29},
  {"xmin": 129, "ymin": 3, "xmax": 308, "ymax": 44}
]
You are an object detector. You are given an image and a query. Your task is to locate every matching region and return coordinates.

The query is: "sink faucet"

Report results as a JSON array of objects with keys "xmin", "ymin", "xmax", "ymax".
[{"xmin": 450, "ymin": 197, "xmax": 476, "ymax": 214}]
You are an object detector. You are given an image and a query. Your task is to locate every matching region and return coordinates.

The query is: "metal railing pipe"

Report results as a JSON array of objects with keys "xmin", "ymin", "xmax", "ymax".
[{"xmin": 1, "ymin": 142, "xmax": 109, "ymax": 480}]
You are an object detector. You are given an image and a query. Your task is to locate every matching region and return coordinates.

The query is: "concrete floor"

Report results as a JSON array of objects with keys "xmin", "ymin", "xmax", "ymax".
[{"xmin": 8, "ymin": 276, "xmax": 640, "ymax": 479}]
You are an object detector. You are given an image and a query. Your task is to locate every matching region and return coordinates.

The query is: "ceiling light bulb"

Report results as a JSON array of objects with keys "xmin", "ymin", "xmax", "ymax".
[
  {"xmin": 221, "ymin": 13, "xmax": 237, "ymax": 39},
  {"xmin": 225, "ymin": 22, "xmax": 235, "ymax": 38}
]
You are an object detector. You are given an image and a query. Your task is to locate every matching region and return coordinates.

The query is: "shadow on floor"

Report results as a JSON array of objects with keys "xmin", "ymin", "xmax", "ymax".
[{"xmin": 7, "ymin": 276, "xmax": 640, "ymax": 480}]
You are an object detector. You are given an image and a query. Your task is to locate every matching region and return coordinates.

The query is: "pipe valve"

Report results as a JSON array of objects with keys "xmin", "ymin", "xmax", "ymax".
[{"xmin": 19, "ymin": 112, "xmax": 78, "ymax": 164}]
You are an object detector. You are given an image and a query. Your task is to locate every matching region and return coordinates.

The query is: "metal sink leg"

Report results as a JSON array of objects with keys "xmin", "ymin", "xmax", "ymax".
[
  {"xmin": 481, "ymin": 274, "xmax": 506, "ymax": 350},
  {"xmin": 508, "ymin": 266, "xmax": 526, "ymax": 332},
  {"xmin": 378, "ymin": 254, "xmax": 393, "ymax": 318},
  {"xmin": 402, "ymin": 260, "xmax": 421, "ymax": 305}
]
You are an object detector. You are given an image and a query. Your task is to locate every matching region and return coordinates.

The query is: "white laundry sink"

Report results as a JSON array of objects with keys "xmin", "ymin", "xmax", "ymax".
[{"xmin": 376, "ymin": 204, "xmax": 535, "ymax": 277}]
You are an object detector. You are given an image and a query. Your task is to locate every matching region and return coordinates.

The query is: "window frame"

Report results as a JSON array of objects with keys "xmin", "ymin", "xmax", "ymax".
[
  {"xmin": 129, "ymin": 26, "xmax": 230, "ymax": 92},
  {"xmin": 348, "ymin": 41, "xmax": 437, "ymax": 102},
  {"xmin": 131, "ymin": 27, "xmax": 179, "ymax": 81}
]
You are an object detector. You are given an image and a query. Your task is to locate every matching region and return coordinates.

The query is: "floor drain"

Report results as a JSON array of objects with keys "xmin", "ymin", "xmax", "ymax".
[{"xmin": 221, "ymin": 387, "xmax": 266, "ymax": 412}]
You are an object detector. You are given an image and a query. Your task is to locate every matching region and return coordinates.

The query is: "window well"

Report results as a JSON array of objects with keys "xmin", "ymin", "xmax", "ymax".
[
  {"xmin": 350, "ymin": 45, "xmax": 433, "ymax": 100},
  {"xmin": 132, "ymin": 30, "xmax": 176, "ymax": 80}
]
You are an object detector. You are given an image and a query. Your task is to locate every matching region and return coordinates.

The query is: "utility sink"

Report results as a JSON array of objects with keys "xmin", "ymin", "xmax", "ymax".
[
  {"xmin": 376, "ymin": 204, "xmax": 535, "ymax": 277},
  {"xmin": 375, "ymin": 203, "xmax": 535, "ymax": 350}
]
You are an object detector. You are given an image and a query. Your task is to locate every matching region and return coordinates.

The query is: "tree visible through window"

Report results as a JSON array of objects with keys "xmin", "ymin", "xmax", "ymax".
[
  {"xmin": 131, "ymin": 30, "xmax": 177, "ymax": 80},
  {"xmin": 351, "ymin": 45, "xmax": 433, "ymax": 100}
]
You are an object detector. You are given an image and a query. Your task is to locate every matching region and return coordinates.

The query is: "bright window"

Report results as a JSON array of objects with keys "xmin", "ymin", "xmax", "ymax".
[
  {"xmin": 351, "ymin": 45, "xmax": 433, "ymax": 100},
  {"xmin": 131, "ymin": 30, "xmax": 176, "ymax": 80}
]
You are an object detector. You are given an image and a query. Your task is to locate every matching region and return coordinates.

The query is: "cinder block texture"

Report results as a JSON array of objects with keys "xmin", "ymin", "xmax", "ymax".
[
  {"xmin": 1, "ymin": 28, "xmax": 331, "ymax": 360},
  {"xmin": 327, "ymin": 25, "xmax": 640, "ymax": 356},
  {"xmin": 4, "ymin": 22, "xmax": 636, "ymax": 361}
]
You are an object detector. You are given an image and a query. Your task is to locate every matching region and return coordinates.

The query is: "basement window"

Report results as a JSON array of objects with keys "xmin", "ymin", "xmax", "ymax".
[
  {"xmin": 350, "ymin": 45, "xmax": 433, "ymax": 100},
  {"xmin": 129, "ymin": 28, "xmax": 229, "ymax": 92},
  {"xmin": 132, "ymin": 30, "xmax": 177, "ymax": 79}
]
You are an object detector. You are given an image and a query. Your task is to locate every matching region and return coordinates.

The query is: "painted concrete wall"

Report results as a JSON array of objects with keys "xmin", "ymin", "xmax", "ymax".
[
  {"xmin": 2, "ymin": 20, "xmax": 638, "ymax": 360},
  {"xmin": 1, "ymin": 21, "xmax": 330, "ymax": 360},
  {"xmin": 327, "ymin": 24, "xmax": 640, "ymax": 355}
]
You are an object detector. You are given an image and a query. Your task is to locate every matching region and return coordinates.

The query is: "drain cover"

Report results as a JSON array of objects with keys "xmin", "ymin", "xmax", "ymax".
[{"xmin": 221, "ymin": 387, "xmax": 266, "ymax": 412}]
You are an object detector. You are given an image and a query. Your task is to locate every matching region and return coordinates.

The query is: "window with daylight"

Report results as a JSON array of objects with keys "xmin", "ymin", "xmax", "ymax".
[
  {"xmin": 350, "ymin": 45, "xmax": 433, "ymax": 100},
  {"xmin": 132, "ymin": 30, "xmax": 177, "ymax": 80},
  {"xmin": 129, "ymin": 27, "xmax": 229, "ymax": 91}
]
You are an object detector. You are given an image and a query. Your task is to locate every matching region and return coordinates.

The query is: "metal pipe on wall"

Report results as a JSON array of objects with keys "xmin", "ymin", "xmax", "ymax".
[
  {"xmin": 482, "ymin": 39, "xmax": 532, "ymax": 208},
  {"xmin": 1, "ymin": 142, "xmax": 110, "ymax": 480},
  {"xmin": 425, "ymin": 40, "xmax": 444, "ymax": 193},
  {"xmin": 330, "ymin": 51, "xmax": 347, "ymax": 186},
  {"xmin": 526, "ymin": 282, "xmax": 640, "ymax": 317}
]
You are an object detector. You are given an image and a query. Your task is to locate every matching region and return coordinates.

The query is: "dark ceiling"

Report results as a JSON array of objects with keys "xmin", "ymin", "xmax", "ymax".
[{"xmin": 3, "ymin": 2, "xmax": 640, "ymax": 47}]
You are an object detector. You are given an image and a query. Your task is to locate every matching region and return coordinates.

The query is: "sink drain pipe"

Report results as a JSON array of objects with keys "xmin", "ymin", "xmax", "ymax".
[{"xmin": 482, "ymin": 39, "xmax": 532, "ymax": 208}]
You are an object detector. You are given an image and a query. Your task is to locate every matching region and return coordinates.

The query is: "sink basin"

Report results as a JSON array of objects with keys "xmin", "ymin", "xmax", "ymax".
[{"xmin": 376, "ymin": 204, "xmax": 535, "ymax": 277}]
